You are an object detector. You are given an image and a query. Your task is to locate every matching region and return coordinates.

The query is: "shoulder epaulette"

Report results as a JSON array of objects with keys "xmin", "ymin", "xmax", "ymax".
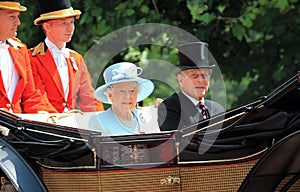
[
  {"xmin": 31, "ymin": 42, "xmax": 45, "ymax": 56},
  {"xmin": 68, "ymin": 49, "xmax": 78, "ymax": 54},
  {"xmin": 6, "ymin": 38, "xmax": 25, "ymax": 49}
]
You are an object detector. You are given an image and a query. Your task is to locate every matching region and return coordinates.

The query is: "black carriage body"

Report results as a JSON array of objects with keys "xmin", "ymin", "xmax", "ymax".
[{"xmin": 0, "ymin": 72, "xmax": 299, "ymax": 191}]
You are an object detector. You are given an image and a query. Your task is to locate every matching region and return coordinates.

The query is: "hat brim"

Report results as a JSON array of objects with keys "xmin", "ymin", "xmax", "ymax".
[
  {"xmin": 0, "ymin": 2, "xmax": 27, "ymax": 12},
  {"xmin": 34, "ymin": 8, "xmax": 81, "ymax": 25},
  {"xmin": 95, "ymin": 78, "xmax": 154, "ymax": 104},
  {"xmin": 178, "ymin": 64, "xmax": 215, "ymax": 69}
]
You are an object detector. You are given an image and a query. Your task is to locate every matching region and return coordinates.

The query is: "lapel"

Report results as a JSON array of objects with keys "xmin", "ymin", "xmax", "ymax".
[
  {"xmin": 8, "ymin": 46, "xmax": 25, "ymax": 103},
  {"xmin": 38, "ymin": 47, "xmax": 65, "ymax": 97},
  {"xmin": 178, "ymin": 91, "xmax": 202, "ymax": 124},
  {"xmin": 0, "ymin": 71, "xmax": 7, "ymax": 96},
  {"xmin": 66, "ymin": 53, "xmax": 76, "ymax": 102}
]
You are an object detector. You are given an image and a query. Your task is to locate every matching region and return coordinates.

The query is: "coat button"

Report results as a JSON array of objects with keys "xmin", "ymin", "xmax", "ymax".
[
  {"xmin": 62, "ymin": 103, "xmax": 67, "ymax": 107},
  {"xmin": 6, "ymin": 104, "xmax": 11, "ymax": 108}
]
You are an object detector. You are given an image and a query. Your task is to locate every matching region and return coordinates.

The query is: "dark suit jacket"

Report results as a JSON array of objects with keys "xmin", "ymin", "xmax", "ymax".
[{"xmin": 158, "ymin": 91, "xmax": 225, "ymax": 131}]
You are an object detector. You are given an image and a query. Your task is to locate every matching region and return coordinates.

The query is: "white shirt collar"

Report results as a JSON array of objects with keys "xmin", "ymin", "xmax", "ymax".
[
  {"xmin": 181, "ymin": 90, "xmax": 204, "ymax": 105},
  {"xmin": 45, "ymin": 37, "xmax": 70, "ymax": 58}
]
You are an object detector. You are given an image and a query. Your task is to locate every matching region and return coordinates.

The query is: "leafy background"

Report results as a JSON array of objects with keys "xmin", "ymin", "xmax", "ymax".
[{"xmin": 19, "ymin": 0, "xmax": 300, "ymax": 109}]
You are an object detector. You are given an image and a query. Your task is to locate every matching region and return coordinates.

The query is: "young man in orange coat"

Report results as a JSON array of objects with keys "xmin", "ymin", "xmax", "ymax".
[
  {"xmin": 29, "ymin": 0, "xmax": 104, "ymax": 113},
  {"xmin": 0, "ymin": 0, "xmax": 57, "ymax": 113}
]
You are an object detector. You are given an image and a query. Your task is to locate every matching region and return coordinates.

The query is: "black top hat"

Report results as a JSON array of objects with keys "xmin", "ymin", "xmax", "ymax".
[
  {"xmin": 178, "ymin": 42, "xmax": 215, "ymax": 70},
  {"xmin": 34, "ymin": 0, "xmax": 81, "ymax": 25},
  {"xmin": 0, "ymin": 0, "xmax": 27, "ymax": 12}
]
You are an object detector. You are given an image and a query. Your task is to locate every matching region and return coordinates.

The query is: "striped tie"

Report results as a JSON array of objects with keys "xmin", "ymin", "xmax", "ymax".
[{"xmin": 198, "ymin": 102, "xmax": 210, "ymax": 119}]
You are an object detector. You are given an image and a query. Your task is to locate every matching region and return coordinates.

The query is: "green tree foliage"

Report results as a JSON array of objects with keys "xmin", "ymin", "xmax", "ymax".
[{"xmin": 19, "ymin": 0, "xmax": 300, "ymax": 109}]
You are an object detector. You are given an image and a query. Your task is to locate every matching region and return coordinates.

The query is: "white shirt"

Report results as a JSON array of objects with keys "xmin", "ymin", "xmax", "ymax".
[
  {"xmin": 181, "ymin": 90, "xmax": 208, "ymax": 116},
  {"xmin": 0, "ymin": 41, "xmax": 19, "ymax": 107},
  {"xmin": 181, "ymin": 90, "xmax": 205, "ymax": 106},
  {"xmin": 45, "ymin": 38, "xmax": 70, "ymax": 112}
]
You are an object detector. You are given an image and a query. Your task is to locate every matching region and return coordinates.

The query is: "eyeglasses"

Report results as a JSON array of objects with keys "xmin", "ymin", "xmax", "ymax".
[{"xmin": 182, "ymin": 71, "xmax": 211, "ymax": 80}]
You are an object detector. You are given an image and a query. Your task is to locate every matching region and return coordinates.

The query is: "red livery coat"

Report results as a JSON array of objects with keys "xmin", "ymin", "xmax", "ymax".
[
  {"xmin": 29, "ymin": 42, "xmax": 104, "ymax": 113},
  {"xmin": 0, "ymin": 38, "xmax": 57, "ymax": 113}
]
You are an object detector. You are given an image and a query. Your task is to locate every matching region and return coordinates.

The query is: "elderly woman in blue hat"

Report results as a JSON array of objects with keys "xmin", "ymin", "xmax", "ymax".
[{"xmin": 90, "ymin": 62, "xmax": 155, "ymax": 136}]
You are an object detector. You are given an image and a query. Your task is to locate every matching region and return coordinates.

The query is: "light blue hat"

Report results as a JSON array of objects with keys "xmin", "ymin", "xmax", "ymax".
[{"xmin": 95, "ymin": 62, "xmax": 154, "ymax": 104}]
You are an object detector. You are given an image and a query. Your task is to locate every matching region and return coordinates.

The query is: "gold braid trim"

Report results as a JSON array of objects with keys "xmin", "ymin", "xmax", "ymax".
[
  {"xmin": 31, "ymin": 42, "xmax": 45, "ymax": 56},
  {"xmin": 6, "ymin": 38, "xmax": 24, "ymax": 49}
]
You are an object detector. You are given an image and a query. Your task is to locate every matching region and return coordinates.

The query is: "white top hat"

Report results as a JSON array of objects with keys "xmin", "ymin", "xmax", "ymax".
[{"xmin": 94, "ymin": 62, "xmax": 154, "ymax": 104}]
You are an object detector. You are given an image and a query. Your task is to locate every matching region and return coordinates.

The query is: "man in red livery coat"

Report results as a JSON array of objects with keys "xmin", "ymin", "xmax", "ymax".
[
  {"xmin": 29, "ymin": 0, "xmax": 104, "ymax": 113},
  {"xmin": 0, "ymin": 0, "xmax": 57, "ymax": 113}
]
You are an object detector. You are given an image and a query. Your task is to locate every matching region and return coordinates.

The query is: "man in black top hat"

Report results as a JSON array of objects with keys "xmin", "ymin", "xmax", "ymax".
[{"xmin": 158, "ymin": 42, "xmax": 224, "ymax": 132}]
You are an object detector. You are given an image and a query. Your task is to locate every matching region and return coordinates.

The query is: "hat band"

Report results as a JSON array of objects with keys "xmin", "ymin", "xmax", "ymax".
[
  {"xmin": 110, "ymin": 76, "xmax": 139, "ymax": 83},
  {"xmin": 39, "ymin": 7, "xmax": 80, "ymax": 19}
]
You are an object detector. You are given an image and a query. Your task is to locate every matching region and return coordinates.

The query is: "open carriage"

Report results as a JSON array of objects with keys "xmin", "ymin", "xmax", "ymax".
[{"xmin": 0, "ymin": 72, "xmax": 299, "ymax": 192}]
